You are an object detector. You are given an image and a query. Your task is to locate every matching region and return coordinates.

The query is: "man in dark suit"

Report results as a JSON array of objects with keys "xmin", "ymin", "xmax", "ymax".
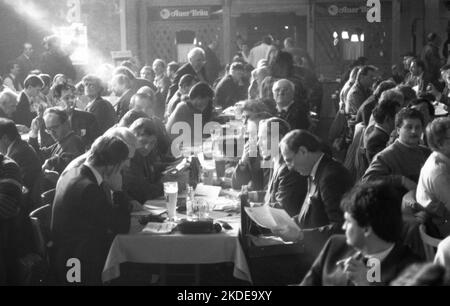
[
  {"xmin": 273, "ymin": 79, "xmax": 310, "ymax": 131},
  {"xmin": 51, "ymin": 135, "xmax": 131, "ymax": 285},
  {"xmin": 111, "ymin": 74, "xmax": 134, "ymax": 120},
  {"xmin": 54, "ymin": 83, "xmax": 100, "ymax": 150},
  {"xmin": 214, "ymin": 62, "xmax": 246, "ymax": 109},
  {"xmin": 300, "ymin": 181, "xmax": 420, "ymax": 286},
  {"xmin": 29, "ymin": 107, "xmax": 84, "ymax": 174},
  {"xmin": 14, "ymin": 75, "xmax": 44, "ymax": 127},
  {"xmin": 15, "ymin": 43, "xmax": 36, "ymax": 86},
  {"xmin": 0, "ymin": 118, "xmax": 42, "ymax": 211},
  {"xmin": 364, "ymin": 98, "xmax": 400, "ymax": 162},
  {"xmin": 166, "ymin": 47, "xmax": 208, "ymax": 103},
  {"xmin": 277, "ymin": 130, "xmax": 353, "ymax": 261},
  {"xmin": 82, "ymin": 75, "xmax": 117, "ymax": 134}
]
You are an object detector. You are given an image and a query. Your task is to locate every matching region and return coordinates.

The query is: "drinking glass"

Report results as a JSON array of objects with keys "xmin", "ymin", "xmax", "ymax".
[{"xmin": 163, "ymin": 182, "xmax": 178, "ymax": 221}]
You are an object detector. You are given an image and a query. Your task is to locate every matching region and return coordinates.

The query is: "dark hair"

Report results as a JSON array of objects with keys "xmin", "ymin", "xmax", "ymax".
[
  {"xmin": 373, "ymin": 80, "xmax": 396, "ymax": 99},
  {"xmin": 118, "ymin": 110, "xmax": 148, "ymax": 128},
  {"xmin": 341, "ymin": 180, "xmax": 403, "ymax": 243},
  {"xmin": 24, "ymin": 75, "xmax": 44, "ymax": 89},
  {"xmin": 39, "ymin": 74, "xmax": 51, "ymax": 88},
  {"xmin": 409, "ymin": 98, "xmax": 435, "ymax": 118},
  {"xmin": 241, "ymin": 99, "xmax": 275, "ymax": 119},
  {"xmin": 88, "ymin": 135, "xmax": 129, "ymax": 167},
  {"xmin": 262, "ymin": 35, "xmax": 273, "ymax": 45},
  {"xmin": 358, "ymin": 65, "xmax": 377, "ymax": 79},
  {"xmin": 396, "ymin": 85, "xmax": 417, "ymax": 103},
  {"xmin": 269, "ymin": 51, "xmax": 294, "ymax": 78},
  {"xmin": 411, "ymin": 59, "xmax": 426, "ymax": 71},
  {"xmin": 426, "ymin": 32, "xmax": 438, "ymax": 42},
  {"xmin": 0, "ymin": 118, "xmax": 20, "ymax": 141},
  {"xmin": 189, "ymin": 82, "xmax": 214, "ymax": 100},
  {"xmin": 167, "ymin": 61, "xmax": 180, "ymax": 73},
  {"xmin": 372, "ymin": 99, "xmax": 400, "ymax": 125},
  {"xmin": 43, "ymin": 107, "xmax": 68, "ymax": 124},
  {"xmin": 129, "ymin": 117, "xmax": 159, "ymax": 138},
  {"xmin": 53, "ymin": 83, "xmax": 76, "ymax": 99},
  {"xmin": 426, "ymin": 117, "xmax": 450, "ymax": 152},
  {"xmin": 260, "ymin": 117, "xmax": 291, "ymax": 138},
  {"xmin": 6, "ymin": 61, "xmax": 17, "ymax": 73},
  {"xmin": 395, "ymin": 107, "xmax": 424, "ymax": 129},
  {"xmin": 179, "ymin": 74, "xmax": 196, "ymax": 87},
  {"xmin": 230, "ymin": 62, "xmax": 245, "ymax": 72},
  {"xmin": 281, "ymin": 129, "xmax": 322, "ymax": 153}
]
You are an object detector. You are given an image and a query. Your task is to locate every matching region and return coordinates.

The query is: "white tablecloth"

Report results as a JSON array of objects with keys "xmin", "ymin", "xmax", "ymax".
[{"xmin": 102, "ymin": 215, "xmax": 252, "ymax": 283}]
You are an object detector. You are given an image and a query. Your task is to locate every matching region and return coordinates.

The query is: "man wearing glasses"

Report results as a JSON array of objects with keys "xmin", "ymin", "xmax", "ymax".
[{"xmin": 29, "ymin": 107, "xmax": 84, "ymax": 174}]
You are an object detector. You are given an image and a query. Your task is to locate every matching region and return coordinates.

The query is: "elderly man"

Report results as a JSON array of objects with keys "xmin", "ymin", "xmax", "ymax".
[
  {"xmin": 140, "ymin": 66, "xmax": 155, "ymax": 84},
  {"xmin": 14, "ymin": 75, "xmax": 44, "ymax": 127},
  {"xmin": 53, "ymin": 83, "xmax": 100, "ymax": 150},
  {"xmin": 166, "ymin": 47, "xmax": 208, "ymax": 103},
  {"xmin": 273, "ymin": 79, "xmax": 309, "ymax": 131},
  {"xmin": 346, "ymin": 65, "xmax": 377, "ymax": 117},
  {"xmin": 51, "ymin": 135, "xmax": 131, "ymax": 285},
  {"xmin": 214, "ymin": 62, "xmax": 246, "ymax": 109},
  {"xmin": 16, "ymin": 43, "xmax": 35, "ymax": 85},
  {"xmin": 301, "ymin": 181, "xmax": 419, "ymax": 286},
  {"xmin": 152, "ymin": 59, "xmax": 170, "ymax": 99},
  {"xmin": 82, "ymin": 75, "xmax": 117, "ymax": 134},
  {"xmin": 404, "ymin": 59, "xmax": 427, "ymax": 94},
  {"xmin": 0, "ymin": 90, "xmax": 17, "ymax": 119},
  {"xmin": 29, "ymin": 107, "xmax": 84, "ymax": 174},
  {"xmin": 111, "ymin": 74, "xmax": 134, "ymax": 120},
  {"xmin": 275, "ymin": 130, "xmax": 353, "ymax": 262}
]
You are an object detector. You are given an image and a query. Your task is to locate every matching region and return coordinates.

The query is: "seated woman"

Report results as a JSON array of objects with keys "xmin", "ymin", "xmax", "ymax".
[
  {"xmin": 258, "ymin": 117, "xmax": 307, "ymax": 217},
  {"xmin": 232, "ymin": 99, "xmax": 274, "ymax": 191},
  {"xmin": 166, "ymin": 82, "xmax": 215, "ymax": 148},
  {"xmin": 416, "ymin": 117, "xmax": 450, "ymax": 237}
]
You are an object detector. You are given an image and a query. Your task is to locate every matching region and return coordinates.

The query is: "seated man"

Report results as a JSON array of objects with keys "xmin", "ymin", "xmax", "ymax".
[
  {"xmin": 125, "ymin": 92, "xmax": 156, "ymax": 119},
  {"xmin": 122, "ymin": 118, "xmax": 165, "ymax": 203},
  {"xmin": 276, "ymin": 130, "xmax": 353, "ymax": 261},
  {"xmin": 0, "ymin": 118, "xmax": 42, "ymax": 211},
  {"xmin": 111, "ymin": 74, "xmax": 133, "ymax": 120},
  {"xmin": 364, "ymin": 98, "xmax": 400, "ymax": 162},
  {"xmin": 363, "ymin": 108, "xmax": 430, "ymax": 193},
  {"xmin": 165, "ymin": 74, "xmax": 196, "ymax": 120},
  {"xmin": 29, "ymin": 107, "xmax": 84, "ymax": 174},
  {"xmin": 0, "ymin": 90, "xmax": 18, "ymax": 119},
  {"xmin": 301, "ymin": 180, "xmax": 420, "ymax": 286},
  {"xmin": 53, "ymin": 83, "xmax": 100, "ymax": 150},
  {"xmin": 51, "ymin": 135, "xmax": 131, "ymax": 285},
  {"xmin": 417, "ymin": 117, "xmax": 450, "ymax": 237},
  {"xmin": 214, "ymin": 62, "xmax": 246, "ymax": 110}
]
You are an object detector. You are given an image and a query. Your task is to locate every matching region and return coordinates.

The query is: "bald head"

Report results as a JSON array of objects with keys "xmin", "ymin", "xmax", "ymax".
[{"xmin": 272, "ymin": 79, "xmax": 295, "ymax": 108}]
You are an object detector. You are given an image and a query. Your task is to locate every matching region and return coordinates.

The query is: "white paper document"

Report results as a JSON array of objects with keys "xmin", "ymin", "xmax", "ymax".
[
  {"xmin": 195, "ymin": 183, "xmax": 221, "ymax": 200},
  {"xmin": 244, "ymin": 205, "xmax": 298, "ymax": 231}
]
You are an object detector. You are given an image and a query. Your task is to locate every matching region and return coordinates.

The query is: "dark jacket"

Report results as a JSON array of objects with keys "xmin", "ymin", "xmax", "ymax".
[
  {"xmin": 115, "ymin": 89, "xmax": 134, "ymax": 121},
  {"xmin": 51, "ymin": 165, "xmax": 130, "ymax": 285},
  {"xmin": 16, "ymin": 54, "xmax": 35, "ymax": 86},
  {"xmin": 267, "ymin": 163, "xmax": 307, "ymax": 217},
  {"xmin": 122, "ymin": 151, "xmax": 164, "ymax": 203},
  {"xmin": 277, "ymin": 101, "xmax": 310, "ymax": 131},
  {"xmin": 6, "ymin": 139, "xmax": 43, "ymax": 211},
  {"xmin": 232, "ymin": 154, "xmax": 269, "ymax": 192},
  {"xmin": 345, "ymin": 82, "xmax": 371, "ymax": 116},
  {"xmin": 14, "ymin": 92, "xmax": 36, "ymax": 127},
  {"xmin": 214, "ymin": 75, "xmax": 246, "ymax": 109},
  {"xmin": 296, "ymin": 155, "xmax": 353, "ymax": 256},
  {"xmin": 364, "ymin": 125, "xmax": 390, "ymax": 162},
  {"xmin": 84, "ymin": 97, "xmax": 117, "ymax": 134},
  {"xmin": 167, "ymin": 63, "xmax": 208, "ymax": 103},
  {"xmin": 355, "ymin": 95, "xmax": 377, "ymax": 126},
  {"xmin": 69, "ymin": 109, "xmax": 100, "ymax": 150},
  {"xmin": 29, "ymin": 131, "xmax": 85, "ymax": 174},
  {"xmin": 301, "ymin": 235, "xmax": 420, "ymax": 286}
]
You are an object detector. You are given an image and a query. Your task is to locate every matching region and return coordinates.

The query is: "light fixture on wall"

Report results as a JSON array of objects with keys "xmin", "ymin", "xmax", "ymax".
[
  {"xmin": 333, "ymin": 31, "xmax": 338, "ymax": 39},
  {"xmin": 350, "ymin": 34, "xmax": 359, "ymax": 42},
  {"xmin": 284, "ymin": 26, "xmax": 289, "ymax": 30},
  {"xmin": 341, "ymin": 31, "xmax": 349, "ymax": 39},
  {"xmin": 360, "ymin": 34, "xmax": 365, "ymax": 42}
]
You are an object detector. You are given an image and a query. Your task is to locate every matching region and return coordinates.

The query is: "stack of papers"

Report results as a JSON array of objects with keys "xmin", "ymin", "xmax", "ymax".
[
  {"xmin": 244, "ymin": 205, "xmax": 297, "ymax": 231},
  {"xmin": 142, "ymin": 222, "xmax": 177, "ymax": 235}
]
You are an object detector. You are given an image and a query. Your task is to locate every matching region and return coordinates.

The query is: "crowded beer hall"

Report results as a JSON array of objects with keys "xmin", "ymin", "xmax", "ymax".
[{"xmin": 1, "ymin": 0, "xmax": 450, "ymax": 287}]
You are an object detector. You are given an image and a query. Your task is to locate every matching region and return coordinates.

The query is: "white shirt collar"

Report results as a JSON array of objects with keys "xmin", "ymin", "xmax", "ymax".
[
  {"xmin": 310, "ymin": 153, "xmax": 325, "ymax": 180},
  {"xmin": 278, "ymin": 100, "xmax": 295, "ymax": 112},
  {"xmin": 84, "ymin": 162, "xmax": 103, "ymax": 186}
]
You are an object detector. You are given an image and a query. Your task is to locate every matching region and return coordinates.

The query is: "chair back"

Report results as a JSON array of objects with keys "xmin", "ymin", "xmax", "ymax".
[
  {"xmin": 29, "ymin": 204, "xmax": 52, "ymax": 248},
  {"xmin": 41, "ymin": 189, "xmax": 55, "ymax": 207},
  {"xmin": 419, "ymin": 224, "xmax": 443, "ymax": 261}
]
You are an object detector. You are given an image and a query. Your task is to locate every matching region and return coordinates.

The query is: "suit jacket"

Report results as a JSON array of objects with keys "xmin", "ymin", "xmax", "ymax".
[
  {"xmin": 266, "ymin": 162, "xmax": 307, "ymax": 217},
  {"xmin": 16, "ymin": 54, "xmax": 35, "ymax": 86},
  {"xmin": 115, "ymin": 89, "xmax": 134, "ymax": 121},
  {"xmin": 278, "ymin": 101, "xmax": 310, "ymax": 131},
  {"xmin": 122, "ymin": 151, "xmax": 164, "ymax": 204},
  {"xmin": 345, "ymin": 82, "xmax": 371, "ymax": 116},
  {"xmin": 296, "ymin": 155, "xmax": 353, "ymax": 256},
  {"xmin": 301, "ymin": 235, "xmax": 420, "ymax": 286},
  {"xmin": 13, "ymin": 92, "xmax": 36, "ymax": 127},
  {"xmin": 29, "ymin": 131, "xmax": 84, "ymax": 174},
  {"xmin": 214, "ymin": 75, "xmax": 246, "ymax": 109},
  {"xmin": 232, "ymin": 154, "xmax": 270, "ymax": 192},
  {"xmin": 6, "ymin": 139, "xmax": 42, "ymax": 211},
  {"xmin": 364, "ymin": 125, "xmax": 390, "ymax": 162},
  {"xmin": 167, "ymin": 63, "xmax": 208, "ymax": 103},
  {"xmin": 84, "ymin": 97, "xmax": 117, "ymax": 134},
  {"xmin": 51, "ymin": 165, "xmax": 130, "ymax": 285},
  {"xmin": 69, "ymin": 109, "xmax": 100, "ymax": 150}
]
